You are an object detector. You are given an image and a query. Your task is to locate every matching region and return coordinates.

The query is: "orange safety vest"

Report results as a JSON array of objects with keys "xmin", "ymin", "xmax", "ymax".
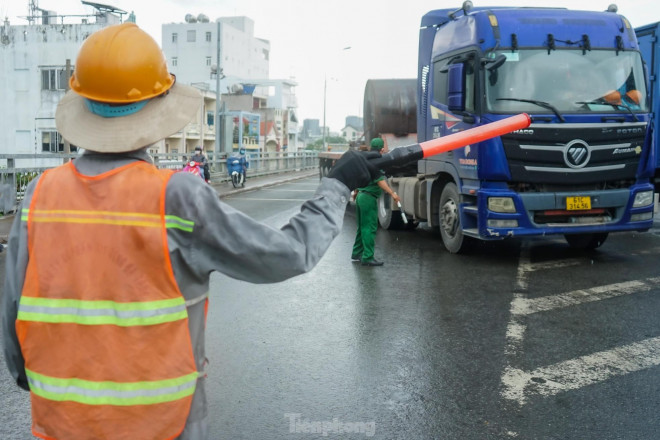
[{"xmin": 16, "ymin": 161, "xmax": 197, "ymax": 440}]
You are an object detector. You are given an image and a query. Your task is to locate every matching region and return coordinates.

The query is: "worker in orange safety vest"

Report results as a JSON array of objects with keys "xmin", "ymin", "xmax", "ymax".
[{"xmin": 1, "ymin": 23, "xmax": 378, "ymax": 440}]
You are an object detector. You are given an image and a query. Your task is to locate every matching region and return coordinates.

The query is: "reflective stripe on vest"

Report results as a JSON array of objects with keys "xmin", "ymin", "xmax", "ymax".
[
  {"xmin": 17, "ymin": 161, "xmax": 198, "ymax": 440},
  {"xmin": 17, "ymin": 297, "xmax": 187, "ymax": 326},
  {"xmin": 26, "ymin": 368, "xmax": 197, "ymax": 406},
  {"xmin": 21, "ymin": 208, "xmax": 195, "ymax": 232}
]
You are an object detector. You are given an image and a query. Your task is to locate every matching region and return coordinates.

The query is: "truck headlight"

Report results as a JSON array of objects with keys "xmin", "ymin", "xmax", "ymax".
[
  {"xmin": 633, "ymin": 190, "xmax": 654, "ymax": 208},
  {"xmin": 488, "ymin": 197, "xmax": 516, "ymax": 213}
]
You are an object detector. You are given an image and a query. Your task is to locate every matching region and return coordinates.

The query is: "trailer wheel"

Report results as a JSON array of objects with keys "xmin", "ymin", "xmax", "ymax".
[
  {"xmin": 564, "ymin": 233, "xmax": 608, "ymax": 250},
  {"xmin": 439, "ymin": 182, "xmax": 469, "ymax": 253},
  {"xmin": 378, "ymin": 193, "xmax": 406, "ymax": 230}
]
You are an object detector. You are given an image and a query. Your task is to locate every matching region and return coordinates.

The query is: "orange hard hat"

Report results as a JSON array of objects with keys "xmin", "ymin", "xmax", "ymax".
[
  {"xmin": 602, "ymin": 90, "xmax": 621, "ymax": 105},
  {"xmin": 625, "ymin": 89, "xmax": 642, "ymax": 105},
  {"xmin": 70, "ymin": 23, "xmax": 174, "ymax": 103}
]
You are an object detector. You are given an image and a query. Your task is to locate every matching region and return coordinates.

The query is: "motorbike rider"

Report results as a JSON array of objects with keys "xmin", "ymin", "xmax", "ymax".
[
  {"xmin": 237, "ymin": 147, "xmax": 249, "ymax": 181},
  {"xmin": 190, "ymin": 146, "xmax": 210, "ymax": 182}
]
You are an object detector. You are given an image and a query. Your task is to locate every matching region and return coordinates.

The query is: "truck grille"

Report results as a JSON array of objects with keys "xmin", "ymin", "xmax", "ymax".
[{"xmin": 501, "ymin": 122, "xmax": 647, "ymax": 185}]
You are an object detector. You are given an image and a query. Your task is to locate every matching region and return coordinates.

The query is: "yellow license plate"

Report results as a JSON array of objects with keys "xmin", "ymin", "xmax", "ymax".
[{"xmin": 566, "ymin": 196, "xmax": 591, "ymax": 211}]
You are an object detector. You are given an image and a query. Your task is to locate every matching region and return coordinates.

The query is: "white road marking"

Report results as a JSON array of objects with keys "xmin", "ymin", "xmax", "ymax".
[
  {"xmin": 502, "ymin": 239, "xmax": 660, "ymax": 407},
  {"xmin": 504, "ymin": 246, "xmax": 530, "ymax": 356},
  {"xmin": 502, "ymin": 336, "xmax": 660, "ymax": 405},
  {"xmin": 629, "ymin": 246, "xmax": 660, "ymax": 256},
  {"xmin": 511, "ymin": 277, "xmax": 660, "ymax": 316},
  {"xmin": 225, "ymin": 197, "xmax": 309, "ymax": 202},
  {"xmin": 519, "ymin": 258, "xmax": 583, "ymax": 273},
  {"xmin": 261, "ymin": 189, "xmax": 316, "ymax": 192}
]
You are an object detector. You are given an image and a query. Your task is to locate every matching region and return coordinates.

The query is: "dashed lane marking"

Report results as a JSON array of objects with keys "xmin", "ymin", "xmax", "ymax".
[
  {"xmin": 502, "ymin": 242, "xmax": 660, "ymax": 406},
  {"xmin": 511, "ymin": 277, "xmax": 660, "ymax": 316},
  {"xmin": 502, "ymin": 336, "xmax": 660, "ymax": 405},
  {"xmin": 224, "ymin": 197, "xmax": 309, "ymax": 202},
  {"xmin": 261, "ymin": 189, "xmax": 317, "ymax": 192}
]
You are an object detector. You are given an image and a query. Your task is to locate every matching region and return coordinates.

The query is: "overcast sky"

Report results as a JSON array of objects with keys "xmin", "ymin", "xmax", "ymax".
[{"xmin": 2, "ymin": 0, "xmax": 660, "ymax": 131}]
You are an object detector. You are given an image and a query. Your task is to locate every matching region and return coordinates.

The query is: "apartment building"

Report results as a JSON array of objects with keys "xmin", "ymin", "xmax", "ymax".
[
  {"xmin": 161, "ymin": 16, "xmax": 301, "ymax": 152},
  {"xmin": 0, "ymin": 3, "xmax": 123, "ymax": 160}
]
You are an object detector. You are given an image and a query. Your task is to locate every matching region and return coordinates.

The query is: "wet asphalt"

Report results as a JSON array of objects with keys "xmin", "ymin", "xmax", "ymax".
[{"xmin": 3, "ymin": 175, "xmax": 660, "ymax": 439}]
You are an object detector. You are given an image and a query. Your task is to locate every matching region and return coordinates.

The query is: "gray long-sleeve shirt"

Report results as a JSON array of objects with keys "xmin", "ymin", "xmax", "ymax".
[{"xmin": 2, "ymin": 149, "xmax": 349, "ymax": 439}]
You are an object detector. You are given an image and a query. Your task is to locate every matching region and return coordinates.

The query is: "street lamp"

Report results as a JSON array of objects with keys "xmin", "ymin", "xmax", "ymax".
[{"xmin": 322, "ymin": 46, "xmax": 351, "ymax": 151}]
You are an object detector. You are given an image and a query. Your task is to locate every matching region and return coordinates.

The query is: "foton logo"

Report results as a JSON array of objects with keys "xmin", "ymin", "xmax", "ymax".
[
  {"xmin": 513, "ymin": 129, "xmax": 534, "ymax": 135},
  {"xmin": 616, "ymin": 128, "xmax": 643, "ymax": 135},
  {"xmin": 563, "ymin": 139, "xmax": 591, "ymax": 169}
]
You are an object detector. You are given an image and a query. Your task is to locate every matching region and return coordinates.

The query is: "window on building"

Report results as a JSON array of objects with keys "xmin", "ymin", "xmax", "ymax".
[
  {"xmin": 41, "ymin": 68, "xmax": 70, "ymax": 91},
  {"xmin": 207, "ymin": 111, "xmax": 214, "ymax": 126},
  {"xmin": 205, "ymin": 31, "xmax": 212, "ymax": 42},
  {"xmin": 172, "ymin": 57, "xmax": 178, "ymax": 67},
  {"xmin": 206, "ymin": 56, "xmax": 212, "ymax": 66},
  {"xmin": 187, "ymin": 30, "xmax": 196, "ymax": 42},
  {"xmin": 41, "ymin": 131, "xmax": 77, "ymax": 152},
  {"xmin": 42, "ymin": 131, "xmax": 59, "ymax": 152},
  {"xmin": 172, "ymin": 32, "xmax": 178, "ymax": 43}
]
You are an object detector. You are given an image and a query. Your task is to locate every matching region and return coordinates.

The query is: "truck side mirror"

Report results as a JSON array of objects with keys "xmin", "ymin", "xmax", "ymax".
[{"xmin": 447, "ymin": 63, "xmax": 465, "ymax": 112}]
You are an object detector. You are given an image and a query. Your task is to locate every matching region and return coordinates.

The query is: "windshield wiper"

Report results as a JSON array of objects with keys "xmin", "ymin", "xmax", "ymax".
[
  {"xmin": 575, "ymin": 100, "xmax": 639, "ymax": 122},
  {"xmin": 496, "ymin": 98, "xmax": 565, "ymax": 122}
]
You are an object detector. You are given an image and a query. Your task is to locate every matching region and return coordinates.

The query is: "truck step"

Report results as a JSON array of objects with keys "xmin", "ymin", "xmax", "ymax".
[{"xmin": 462, "ymin": 206, "xmax": 479, "ymax": 216}]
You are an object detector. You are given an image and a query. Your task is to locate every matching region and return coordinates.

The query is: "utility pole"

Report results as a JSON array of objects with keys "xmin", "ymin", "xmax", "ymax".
[
  {"xmin": 214, "ymin": 20, "xmax": 223, "ymax": 156},
  {"xmin": 63, "ymin": 59, "xmax": 71, "ymax": 160},
  {"xmin": 322, "ymin": 75, "xmax": 327, "ymax": 151}
]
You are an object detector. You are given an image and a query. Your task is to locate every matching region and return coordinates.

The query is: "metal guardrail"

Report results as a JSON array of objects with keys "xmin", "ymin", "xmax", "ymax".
[{"xmin": 0, "ymin": 151, "xmax": 318, "ymax": 214}]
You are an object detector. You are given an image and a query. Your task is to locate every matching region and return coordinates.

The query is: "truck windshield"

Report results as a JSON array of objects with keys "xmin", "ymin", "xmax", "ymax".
[{"xmin": 485, "ymin": 49, "xmax": 648, "ymax": 114}]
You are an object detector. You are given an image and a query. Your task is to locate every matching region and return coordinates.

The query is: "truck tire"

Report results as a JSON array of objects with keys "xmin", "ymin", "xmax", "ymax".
[
  {"xmin": 378, "ymin": 193, "xmax": 406, "ymax": 230},
  {"xmin": 564, "ymin": 233, "xmax": 608, "ymax": 250},
  {"xmin": 439, "ymin": 182, "xmax": 470, "ymax": 253}
]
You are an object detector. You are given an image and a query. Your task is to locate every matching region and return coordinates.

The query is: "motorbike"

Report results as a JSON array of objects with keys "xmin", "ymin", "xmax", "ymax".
[
  {"xmin": 182, "ymin": 160, "xmax": 206, "ymax": 181},
  {"xmin": 227, "ymin": 156, "xmax": 245, "ymax": 188}
]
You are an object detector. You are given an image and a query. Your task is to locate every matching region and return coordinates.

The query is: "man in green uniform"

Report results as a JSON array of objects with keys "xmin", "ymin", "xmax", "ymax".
[{"xmin": 351, "ymin": 138, "xmax": 401, "ymax": 266}]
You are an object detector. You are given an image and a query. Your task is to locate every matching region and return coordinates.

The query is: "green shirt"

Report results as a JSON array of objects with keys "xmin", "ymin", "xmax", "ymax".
[{"xmin": 358, "ymin": 175, "xmax": 385, "ymax": 197}]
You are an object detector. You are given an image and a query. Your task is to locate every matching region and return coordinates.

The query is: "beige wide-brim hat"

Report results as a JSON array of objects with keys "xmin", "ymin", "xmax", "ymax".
[{"xmin": 55, "ymin": 83, "xmax": 201, "ymax": 153}]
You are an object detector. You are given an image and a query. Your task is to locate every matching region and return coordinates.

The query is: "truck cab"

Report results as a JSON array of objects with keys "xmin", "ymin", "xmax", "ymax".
[{"xmin": 408, "ymin": 3, "xmax": 655, "ymax": 252}]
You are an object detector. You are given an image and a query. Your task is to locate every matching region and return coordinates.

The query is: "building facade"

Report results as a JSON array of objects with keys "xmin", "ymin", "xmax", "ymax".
[
  {"xmin": 345, "ymin": 115, "xmax": 363, "ymax": 131},
  {"xmin": 341, "ymin": 124, "xmax": 362, "ymax": 144},
  {"xmin": 162, "ymin": 16, "xmax": 302, "ymax": 152},
  {"xmin": 0, "ymin": 5, "xmax": 123, "ymax": 158},
  {"xmin": 157, "ymin": 85, "xmax": 217, "ymax": 158},
  {"xmin": 162, "ymin": 16, "xmax": 270, "ymax": 94}
]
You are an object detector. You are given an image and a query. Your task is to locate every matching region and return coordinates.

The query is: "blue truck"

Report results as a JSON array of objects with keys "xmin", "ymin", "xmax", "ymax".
[
  {"xmin": 366, "ymin": 2, "xmax": 655, "ymax": 253},
  {"xmin": 635, "ymin": 21, "xmax": 660, "ymax": 191}
]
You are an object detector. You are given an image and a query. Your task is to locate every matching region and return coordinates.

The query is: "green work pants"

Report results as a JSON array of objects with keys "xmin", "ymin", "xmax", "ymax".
[{"xmin": 352, "ymin": 192, "xmax": 379, "ymax": 262}]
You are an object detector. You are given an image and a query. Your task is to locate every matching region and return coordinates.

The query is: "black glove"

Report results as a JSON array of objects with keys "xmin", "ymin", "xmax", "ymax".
[{"xmin": 327, "ymin": 150, "xmax": 381, "ymax": 191}]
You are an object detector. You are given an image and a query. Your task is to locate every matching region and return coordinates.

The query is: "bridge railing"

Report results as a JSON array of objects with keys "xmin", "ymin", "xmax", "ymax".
[{"xmin": 0, "ymin": 151, "xmax": 318, "ymax": 215}]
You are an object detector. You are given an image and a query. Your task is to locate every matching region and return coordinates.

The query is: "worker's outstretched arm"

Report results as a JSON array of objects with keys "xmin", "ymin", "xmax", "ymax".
[{"xmin": 168, "ymin": 150, "xmax": 380, "ymax": 284}]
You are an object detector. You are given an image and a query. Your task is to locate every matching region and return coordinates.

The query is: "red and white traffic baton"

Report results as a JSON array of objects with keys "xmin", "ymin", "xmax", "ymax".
[{"xmin": 368, "ymin": 113, "xmax": 532, "ymax": 171}]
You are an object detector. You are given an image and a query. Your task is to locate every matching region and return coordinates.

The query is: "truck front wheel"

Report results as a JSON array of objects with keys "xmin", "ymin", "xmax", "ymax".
[
  {"xmin": 378, "ymin": 193, "xmax": 406, "ymax": 230},
  {"xmin": 439, "ymin": 182, "xmax": 469, "ymax": 253}
]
